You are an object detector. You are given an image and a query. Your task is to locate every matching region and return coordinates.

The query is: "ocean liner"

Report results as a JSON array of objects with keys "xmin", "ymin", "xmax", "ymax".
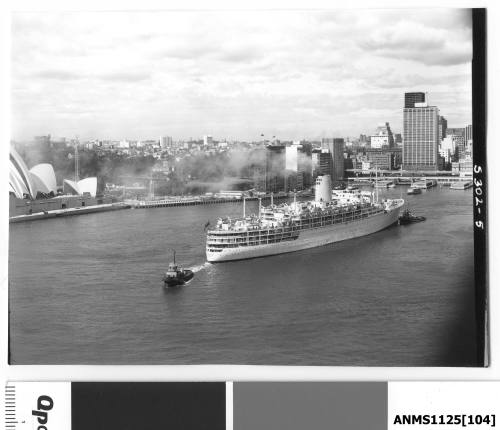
[{"xmin": 206, "ymin": 175, "xmax": 404, "ymax": 262}]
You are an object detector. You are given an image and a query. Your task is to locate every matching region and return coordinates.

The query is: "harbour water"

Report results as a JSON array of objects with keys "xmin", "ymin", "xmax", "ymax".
[{"xmin": 9, "ymin": 186, "xmax": 477, "ymax": 365}]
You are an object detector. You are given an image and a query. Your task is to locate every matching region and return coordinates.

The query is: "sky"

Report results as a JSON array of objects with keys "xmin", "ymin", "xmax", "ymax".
[{"xmin": 11, "ymin": 9, "xmax": 473, "ymax": 142}]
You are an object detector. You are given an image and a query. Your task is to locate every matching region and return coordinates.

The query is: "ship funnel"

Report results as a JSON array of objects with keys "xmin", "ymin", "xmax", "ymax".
[{"xmin": 315, "ymin": 175, "xmax": 332, "ymax": 203}]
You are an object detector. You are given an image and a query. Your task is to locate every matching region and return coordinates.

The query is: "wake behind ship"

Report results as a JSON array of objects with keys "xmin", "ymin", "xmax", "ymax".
[{"xmin": 206, "ymin": 175, "xmax": 404, "ymax": 262}]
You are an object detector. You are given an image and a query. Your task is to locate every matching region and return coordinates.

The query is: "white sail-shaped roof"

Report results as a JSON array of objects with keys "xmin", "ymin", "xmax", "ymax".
[
  {"xmin": 63, "ymin": 179, "xmax": 80, "ymax": 195},
  {"xmin": 30, "ymin": 163, "xmax": 57, "ymax": 194},
  {"xmin": 77, "ymin": 177, "xmax": 97, "ymax": 197},
  {"xmin": 9, "ymin": 146, "xmax": 37, "ymax": 199},
  {"xmin": 9, "ymin": 160, "xmax": 30, "ymax": 198},
  {"xmin": 62, "ymin": 177, "xmax": 97, "ymax": 197}
]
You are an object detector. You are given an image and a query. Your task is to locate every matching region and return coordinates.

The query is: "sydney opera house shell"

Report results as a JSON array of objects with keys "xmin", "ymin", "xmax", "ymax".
[
  {"xmin": 9, "ymin": 146, "xmax": 97, "ymax": 199},
  {"xmin": 63, "ymin": 177, "xmax": 98, "ymax": 197}
]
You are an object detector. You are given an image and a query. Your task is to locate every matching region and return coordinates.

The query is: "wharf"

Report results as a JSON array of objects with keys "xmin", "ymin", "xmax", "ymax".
[
  {"xmin": 127, "ymin": 194, "xmax": 290, "ymax": 209},
  {"xmin": 9, "ymin": 202, "xmax": 131, "ymax": 223}
]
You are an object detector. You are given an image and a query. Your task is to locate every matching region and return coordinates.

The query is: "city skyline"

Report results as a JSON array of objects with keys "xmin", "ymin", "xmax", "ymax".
[{"xmin": 11, "ymin": 9, "xmax": 472, "ymax": 141}]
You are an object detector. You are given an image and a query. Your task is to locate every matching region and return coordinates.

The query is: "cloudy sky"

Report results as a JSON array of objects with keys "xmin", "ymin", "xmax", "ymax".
[{"xmin": 11, "ymin": 9, "xmax": 472, "ymax": 141}]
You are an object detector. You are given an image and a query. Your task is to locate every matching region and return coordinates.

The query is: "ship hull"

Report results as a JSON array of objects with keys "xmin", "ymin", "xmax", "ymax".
[{"xmin": 206, "ymin": 203, "xmax": 403, "ymax": 262}]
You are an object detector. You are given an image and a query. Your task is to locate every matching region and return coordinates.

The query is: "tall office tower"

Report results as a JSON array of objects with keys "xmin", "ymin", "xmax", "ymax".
[
  {"xmin": 404, "ymin": 92, "xmax": 426, "ymax": 108},
  {"xmin": 312, "ymin": 149, "xmax": 333, "ymax": 180},
  {"xmin": 403, "ymin": 100, "xmax": 440, "ymax": 170},
  {"xmin": 298, "ymin": 142, "xmax": 313, "ymax": 188},
  {"xmin": 465, "ymin": 124, "xmax": 473, "ymax": 143},
  {"xmin": 160, "ymin": 136, "xmax": 173, "ymax": 149},
  {"xmin": 265, "ymin": 145, "xmax": 286, "ymax": 193},
  {"xmin": 439, "ymin": 116, "xmax": 448, "ymax": 139},
  {"xmin": 284, "ymin": 143, "xmax": 312, "ymax": 191},
  {"xmin": 321, "ymin": 138, "xmax": 345, "ymax": 181}
]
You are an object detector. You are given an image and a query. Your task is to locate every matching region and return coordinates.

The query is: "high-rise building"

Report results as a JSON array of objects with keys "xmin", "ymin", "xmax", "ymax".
[
  {"xmin": 465, "ymin": 124, "xmax": 473, "ymax": 144},
  {"xmin": 404, "ymin": 92, "xmax": 426, "ymax": 108},
  {"xmin": 321, "ymin": 138, "xmax": 345, "ymax": 181},
  {"xmin": 284, "ymin": 143, "xmax": 312, "ymax": 191},
  {"xmin": 312, "ymin": 149, "xmax": 332, "ymax": 181},
  {"xmin": 370, "ymin": 122, "xmax": 395, "ymax": 149},
  {"xmin": 439, "ymin": 116, "xmax": 448, "ymax": 140},
  {"xmin": 265, "ymin": 145, "xmax": 286, "ymax": 193},
  {"xmin": 160, "ymin": 136, "xmax": 173, "ymax": 149},
  {"xmin": 403, "ymin": 100, "xmax": 440, "ymax": 170}
]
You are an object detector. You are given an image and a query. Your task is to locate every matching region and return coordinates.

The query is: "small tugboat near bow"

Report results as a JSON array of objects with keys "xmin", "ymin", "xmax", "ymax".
[
  {"xmin": 398, "ymin": 207, "xmax": 426, "ymax": 225},
  {"xmin": 162, "ymin": 251, "xmax": 194, "ymax": 287}
]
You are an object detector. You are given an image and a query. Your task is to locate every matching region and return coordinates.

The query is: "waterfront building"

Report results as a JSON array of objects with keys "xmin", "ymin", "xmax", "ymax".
[
  {"xmin": 253, "ymin": 166, "xmax": 266, "ymax": 192},
  {"xmin": 452, "ymin": 157, "xmax": 473, "ymax": 177},
  {"xmin": 366, "ymin": 148, "xmax": 402, "ymax": 170},
  {"xmin": 370, "ymin": 122, "xmax": 395, "ymax": 149},
  {"xmin": 265, "ymin": 145, "xmax": 286, "ymax": 193},
  {"xmin": 321, "ymin": 138, "xmax": 345, "ymax": 181},
  {"xmin": 403, "ymin": 96, "xmax": 440, "ymax": 170},
  {"xmin": 404, "ymin": 92, "xmax": 426, "ymax": 108}
]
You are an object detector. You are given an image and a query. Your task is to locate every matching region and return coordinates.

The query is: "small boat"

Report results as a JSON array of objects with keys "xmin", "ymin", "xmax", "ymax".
[
  {"xmin": 450, "ymin": 180, "xmax": 473, "ymax": 190},
  {"xmin": 407, "ymin": 188, "xmax": 422, "ymax": 195},
  {"xmin": 162, "ymin": 251, "xmax": 194, "ymax": 287},
  {"xmin": 398, "ymin": 208, "xmax": 426, "ymax": 225}
]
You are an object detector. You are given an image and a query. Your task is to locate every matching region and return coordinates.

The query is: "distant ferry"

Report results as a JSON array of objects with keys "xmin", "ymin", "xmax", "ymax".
[
  {"xmin": 407, "ymin": 187, "xmax": 422, "ymax": 195},
  {"xmin": 450, "ymin": 181, "xmax": 473, "ymax": 190},
  {"xmin": 411, "ymin": 179, "xmax": 437, "ymax": 189},
  {"xmin": 205, "ymin": 175, "xmax": 404, "ymax": 262},
  {"xmin": 374, "ymin": 180, "xmax": 394, "ymax": 189}
]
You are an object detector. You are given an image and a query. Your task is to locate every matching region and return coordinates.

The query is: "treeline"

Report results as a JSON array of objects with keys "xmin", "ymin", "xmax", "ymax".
[
  {"xmin": 14, "ymin": 141, "xmax": 266, "ymax": 196},
  {"xmin": 15, "ymin": 142, "xmax": 156, "ymax": 192}
]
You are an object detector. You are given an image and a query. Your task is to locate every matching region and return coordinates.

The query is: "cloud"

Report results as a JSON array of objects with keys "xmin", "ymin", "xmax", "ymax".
[
  {"xmin": 10, "ymin": 9, "xmax": 473, "ymax": 141},
  {"xmin": 33, "ymin": 70, "xmax": 83, "ymax": 81},
  {"xmin": 97, "ymin": 72, "xmax": 151, "ymax": 82},
  {"xmin": 359, "ymin": 20, "xmax": 472, "ymax": 66}
]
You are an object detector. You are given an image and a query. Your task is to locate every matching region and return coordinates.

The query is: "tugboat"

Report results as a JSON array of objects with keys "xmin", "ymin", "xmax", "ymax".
[
  {"xmin": 398, "ymin": 207, "xmax": 426, "ymax": 225},
  {"xmin": 162, "ymin": 251, "xmax": 194, "ymax": 287}
]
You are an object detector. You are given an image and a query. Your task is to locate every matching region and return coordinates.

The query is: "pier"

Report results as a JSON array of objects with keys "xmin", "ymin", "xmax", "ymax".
[
  {"xmin": 9, "ymin": 202, "xmax": 131, "ymax": 223},
  {"xmin": 126, "ymin": 194, "xmax": 292, "ymax": 209},
  {"xmin": 347, "ymin": 175, "xmax": 472, "ymax": 185}
]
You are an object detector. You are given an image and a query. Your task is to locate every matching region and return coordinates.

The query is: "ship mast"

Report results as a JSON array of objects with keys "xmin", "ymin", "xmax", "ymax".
[
  {"xmin": 243, "ymin": 196, "xmax": 246, "ymax": 218},
  {"xmin": 375, "ymin": 165, "xmax": 379, "ymax": 203},
  {"xmin": 258, "ymin": 197, "xmax": 262, "ymax": 218}
]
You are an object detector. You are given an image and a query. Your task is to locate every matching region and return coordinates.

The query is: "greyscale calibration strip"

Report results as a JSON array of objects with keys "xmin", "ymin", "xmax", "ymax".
[{"xmin": 3, "ymin": 382, "xmax": 499, "ymax": 430}]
